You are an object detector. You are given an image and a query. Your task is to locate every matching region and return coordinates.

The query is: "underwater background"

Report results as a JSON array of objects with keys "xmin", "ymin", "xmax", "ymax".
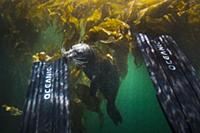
[{"xmin": 0, "ymin": 0, "xmax": 200, "ymax": 133}]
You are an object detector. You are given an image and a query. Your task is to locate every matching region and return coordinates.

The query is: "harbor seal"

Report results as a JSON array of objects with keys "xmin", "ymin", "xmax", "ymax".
[{"xmin": 62, "ymin": 43, "xmax": 122, "ymax": 125}]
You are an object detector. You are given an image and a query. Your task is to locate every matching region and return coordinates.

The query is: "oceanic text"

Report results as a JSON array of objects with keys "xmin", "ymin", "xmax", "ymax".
[{"xmin": 44, "ymin": 66, "xmax": 53, "ymax": 99}]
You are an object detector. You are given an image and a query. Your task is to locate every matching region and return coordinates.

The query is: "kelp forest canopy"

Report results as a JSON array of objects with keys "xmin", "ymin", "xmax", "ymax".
[{"xmin": 0, "ymin": 0, "xmax": 200, "ymax": 78}]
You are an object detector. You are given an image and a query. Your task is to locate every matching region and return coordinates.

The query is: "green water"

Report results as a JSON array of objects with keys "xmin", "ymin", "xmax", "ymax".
[
  {"xmin": 85, "ymin": 55, "xmax": 172, "ymax": 133},
  {"xmin": 33, "ymin": 22, "xmax": 63, "ymax": 52}
]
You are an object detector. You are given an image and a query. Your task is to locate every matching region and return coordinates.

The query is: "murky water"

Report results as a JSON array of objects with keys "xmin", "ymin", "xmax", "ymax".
[{"xmin": 0, "ymin": 24, "xmax": 64, "ymax": 133}]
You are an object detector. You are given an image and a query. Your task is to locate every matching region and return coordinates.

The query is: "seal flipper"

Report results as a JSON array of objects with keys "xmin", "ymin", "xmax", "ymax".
[
  {"xmin": 107, "ymin": 100, "xmax": 122, "ymax": 126},
  {"xmin": 90, "ymin": 77, "xmax": 99, "ymax": 97}
]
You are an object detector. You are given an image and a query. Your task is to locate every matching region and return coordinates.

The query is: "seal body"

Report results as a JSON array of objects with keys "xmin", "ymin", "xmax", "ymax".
[{"xmin": 62, "ymin": 43, "xmax": 122, "ymax": 125}]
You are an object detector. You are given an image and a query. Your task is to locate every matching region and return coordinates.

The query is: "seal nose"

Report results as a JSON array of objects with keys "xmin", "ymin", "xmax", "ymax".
[
  {"xmin": 67, "ymin": 49, "xmax": 76, "ymax": 59},
  {"xmin": 61, "ymin": 47, "xmax": 67, "ymax": 56},
  {"xmin": 61, "ymin": 48, "xmax": 75, "ymax": 59}
]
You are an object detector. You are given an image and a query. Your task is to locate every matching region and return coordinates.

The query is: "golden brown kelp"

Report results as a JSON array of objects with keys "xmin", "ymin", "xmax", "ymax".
[
  {"xmin": 1, "ymin": 0, "xmax": 200, "ymax": 68},
  {"xmin": 2, "ymin": 105, "xmax": 22, "ymax": 116}
]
